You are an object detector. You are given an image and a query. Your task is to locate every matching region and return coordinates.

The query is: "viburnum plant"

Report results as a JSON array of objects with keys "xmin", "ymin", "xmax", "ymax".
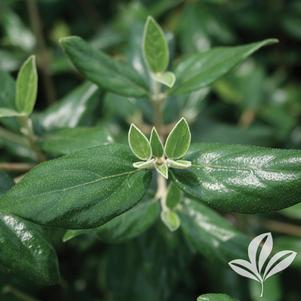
[{"xmin": 0, "ymin": 16, "xmax": 300, "ymax": 300}]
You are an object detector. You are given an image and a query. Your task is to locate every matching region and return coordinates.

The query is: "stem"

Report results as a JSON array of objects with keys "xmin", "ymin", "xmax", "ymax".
[
  {"xmin": 151, "ymin": 77, "xmax": 165, "ymax": 138},
  {"xmin": 262, "ymin": 220, "xmax": 301, "ymax": 237},
  {"xmin": 0, "ymin": 126, "xmax": 30, "ymax": 148},
  {"xmin": 26, "ymin": 0, "xmax": 56, "ymax": 104},
  {"xmin": 18, "ymin": 116, "xmax": 46, "ymax": 161},
  {"xmin": 155, "ymin": 174, "xmax": 168, "ymax": 210},
  {"xmin": 260, "ymin": 280, "xmax": 264, "ymax": 298},
  {"xmin": 239, "ymin": 108, "xmax": 256, "ymax": 128},
  {"xmin": 2, "ymin": 285, "xmax": 42, "ymax": 301},
  {"xmin": 0, "ymin": 163, "xmax": 35, "ymax": 172},
  {"xmin": 150, "ymin": 77, "xmax": 168, "ymax": 203}
]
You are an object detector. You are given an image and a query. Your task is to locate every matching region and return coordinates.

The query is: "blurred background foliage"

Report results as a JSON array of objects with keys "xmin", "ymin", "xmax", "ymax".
[{"xmin": 0, "ymin": 0, "xmax": 301, "ymax": 300}]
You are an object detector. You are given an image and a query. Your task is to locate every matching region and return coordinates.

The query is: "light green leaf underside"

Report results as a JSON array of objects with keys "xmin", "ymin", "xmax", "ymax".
[
  {"xmin": 152, "ymin": 71, "xmax": 175, "ymax": 88},
  {"xmin": 165, "ymin": 118, "xmax": 191, "ymax": 159},
  {"xmin": 129, "ymin": 124, "xmax": 152, "ymax": 160},
  {"xmin": 197, "ymin": 293, "xmax": 239, "ymax": 301},
  {"xmin": 150, "ymin": 127, "xmax": 164, "ymax": 157},
  {"xmin": 143, "ymin": 16, "xmax": 169, "ymax": 73},
  {"xmin": 16, "ymin": 55, "xmax": 38, "ymax": 115}
]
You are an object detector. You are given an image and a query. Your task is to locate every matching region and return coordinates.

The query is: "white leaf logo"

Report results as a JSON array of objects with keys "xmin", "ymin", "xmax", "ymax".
[{"xmin": 228, "ymin": 232, "xmax": 297, "ymax": 297}]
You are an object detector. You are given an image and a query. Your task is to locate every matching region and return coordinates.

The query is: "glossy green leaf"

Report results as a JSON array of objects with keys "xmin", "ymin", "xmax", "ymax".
[
  {"xmin": 165, "ymin": 118, "xmax": 191, "ymax": 159},
  {"xmin": 171, "ymin": 39, "xmax": 278, "ymax": 95},
  {"xmin": 150, "ymin": 127, "xmax": 164, "ymax": 157},
  {"xmin": 0, "ymin": 213, "xmax": 59, "ymax": 285},
  {"xmin": 161, "ymin": 210, "xmax": 180, "ymax": 232},
  {"xmin": 15, "ymin": 56, "xmax": 38, "ymax": 115},
  {"xmin": 128, "ymin": 124, "xmax": 152, "ymax": 160},
  {"xmin": 35, "ymin": 82, "xmax": 99, "ymax": 131},
  {"xmin": 0, "ymin": 172, "xmax": 14, "ymax": 196},
  {"xmin": 153, "ymin": 71, "xmax": 176, "ymax": 88},
  {"xmin": 155, "ymin": 162, "xmax": 169, "ymax": 179},
  {"xmin": 0, "ymin": 144, "xmax": 151, "ymax": 229},
  {"xmin": 40, "ymin": 126, "xmax": 113, "ymax": 156},
  {"xmin": 143, "ymin": 16, "xmax": 169, "ymax": 73},
  {"xmin": 166, "ymin": 182, "xmax": 183, "ymax": 209},
  {"xmin": 60, "ymin": 36, "xmax": 148, "ymax": 97},
  {"xmin": 197, "ymin": 294, "xmax": 239, "ymax": 301},
  {"xmin": 172, "ymin": 143, "xmax": 301, "ymax": 213},
  {"xmin": 64, "ymin": 198, "xmax": 160, "ymax": 243},
  {"xmin": 179, "ymin": 198, "xmax": 248, "ymax": 262}
]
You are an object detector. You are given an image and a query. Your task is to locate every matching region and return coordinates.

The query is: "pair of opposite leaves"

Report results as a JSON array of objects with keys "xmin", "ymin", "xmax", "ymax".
[{"xmin": 128, "ymin": 118, "xmax": 191, "ymax": 179}]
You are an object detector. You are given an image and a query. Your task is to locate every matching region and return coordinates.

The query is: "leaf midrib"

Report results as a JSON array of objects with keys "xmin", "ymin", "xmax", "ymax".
[{"xmin": 9, "ymin": 170, "xmax": 137, "ymax": 199}]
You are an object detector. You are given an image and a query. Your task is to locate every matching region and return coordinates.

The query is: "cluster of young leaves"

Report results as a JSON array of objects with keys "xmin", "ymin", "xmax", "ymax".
[{"xmin": 0, "ymin": 7, "xmax": 301, "ymax": 301}]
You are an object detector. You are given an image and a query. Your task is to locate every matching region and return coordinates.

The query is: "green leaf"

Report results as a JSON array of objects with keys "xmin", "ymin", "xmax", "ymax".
[
  {"xmin": 0, "ymin": 213, "xmax": 60, "ymax": 285},
  {"xmin": 155, "ymin": 162, "xmax": 169, "ymax": 179},
  {"xmin": 40, "ymin": 126, "xmax": 113, "ymax": 156},
  {"xmin": 0, "ymin": 144, "xmax": 151, "ymax": 228},
  {"xmin": 128, "ymin": 124, "xmax": 152, "ymax": 160},
  {"xmin": 64, "ymin": 198, "xmax": 160, "ymax": 243},
  {"xmin": 161, "ymin": 210, "xmax": 180, "ymax": 232},
  {"xmin": 143, "ymin": 16, "xmax": 169, "ymax": 73},
  {"xmin": 153, "ymin": 71, "xmax": 176, "ymax": 88},
  {"xmin": 166, "ymin": 182, "xmax": 183, "ymax": 209},
  {"xmin": 0, "ymin": 172, "xmax": 14, "ymax": 196},
  {"xmin": 165, "ymin": 118, "xmax": 191, "ymax": 159},
  {"xmin": 172, "ymin": 143, "xmax": 301, "ymax": 213},
  {"xmin": 0, "ymin": 70, "xmax": 20, "ymax": 118},
  {"xmin": 197, "ymin": 293, "xmax": 239, "ymax": 301},
  {"xmin": 167, "ymin": 159, "xmax": 191, "ymax": 169},
  {"xmin": 179, "ymin": 198, "xmax": 248, "ymax": 262},
  {"xmin": 60, "ymin": 36, "xmax": 148, "ymax": 97},
  {"xmin": 15, "ymin": 55, "xmax": 38, "ymax": 115},
  {"xmin": 171, "ymin": 39, "xmax": 278, "ymax": 95},
  {"xmin": 0, "ymin": 108, "xmax": 21, "ymax": 117},
  {"xmin": 150, "ymin": 127, "xmax": 164, "ymax": 157},
  {"xmin": 133, "ymin": 159, "xmax": 155, "ymax": 169},
  {"xmin": 281, "ymin": 203, "xmax": 301, "ymax": 220},
  {"xmin": 35, "ymin": 82, "xmax": 99, "ymax": 131},
  {"xmin": 274, "ymin": 237, "xmax": 301, "ymax": 268}
]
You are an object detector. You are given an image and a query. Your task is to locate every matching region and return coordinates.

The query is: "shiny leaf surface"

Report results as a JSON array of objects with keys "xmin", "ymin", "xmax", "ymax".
[
  {"xmin": 35, "ymin": 82, "xmax": 99, "ymax": 131},
  {"xmin": 179, "ymin": 198, "xmax": 248, "ymax": 262},
  {"xmin": 0, "ymin": 213, "xmax": 59, "ymax": 285},
  {"xmin": 172, "ymin": 143, "xmax": 301, "ymax": 213},
  {"xmin": 0, "ymin": 144, "xmax": 151, "ymax": 228}
]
